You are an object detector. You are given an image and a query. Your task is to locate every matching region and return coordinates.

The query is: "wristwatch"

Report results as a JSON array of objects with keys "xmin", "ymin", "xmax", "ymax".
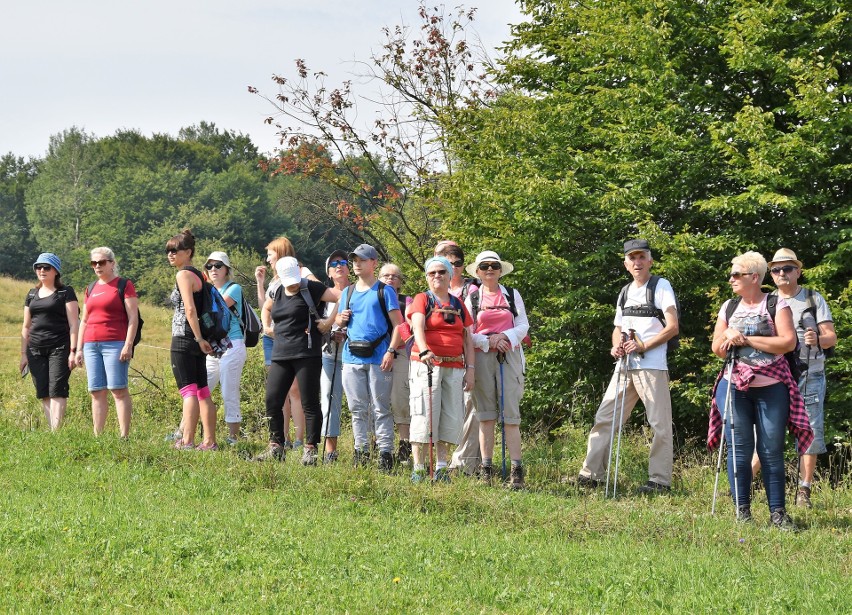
[{"xmin": 387, "ymin": 349, "xmax": 399, "ymax": 358}]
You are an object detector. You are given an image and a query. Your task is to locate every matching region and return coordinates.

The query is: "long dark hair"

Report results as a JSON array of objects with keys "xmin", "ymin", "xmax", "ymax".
[{"xmin": 166, "ymin": 228, "xmax": 196, "ymax": 257}]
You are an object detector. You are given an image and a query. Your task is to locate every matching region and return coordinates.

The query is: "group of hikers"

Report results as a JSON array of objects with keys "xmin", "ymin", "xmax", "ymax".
[{"xmin": 20, "ymin": 233, "xmax": 836, "ymax": 528}]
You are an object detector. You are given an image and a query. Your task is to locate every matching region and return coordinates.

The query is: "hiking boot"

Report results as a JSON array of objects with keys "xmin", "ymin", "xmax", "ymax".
[
  {"xmin": 770, "ymin": 508, "xmax": 796, "ymax": 532},
  {"xmin": 301, "ymin": 446, "xmax": 318, "ymax": 466},
  {"xmin": 353, "ymin": 449, "xmax": 370, "ymax": 468},
  {"xmin": 411, "ymin": 468, "xmax": 428, "ymax": 484},
  {"xmin": 736, "ymin": 506, "xmax": 753, "ymax": 523},
  {"xmin": 573, "ymin": 474, "xmax": 602, "ymax": 489},
  {"xmin": 378, "ymin": 451, "xmax": 394, "ymax": 473},
  {"xmin": 636, "ymin": 480, "xmax": 671, "ymax": 495},
  {"xmin": 508, "ymin": 465, "xmax": 525, "ymax": 490},
  {"xmin": 324, "ymin": 451, "xmax": 339, "ymax": 464},
  {"xmin": 253, "ymin": 443, "xmax": 286, "ymax": 462},
  {"xmin": 795, "ymin": 486, "xmax": 812, "ymax": 509},
  {"xmin": 433, "ymin": 467, "xmax": 451, "ymax": 484},
  {"xmin": 479, "ymin": 464, "xmax": 495, "ymax": 485},
  {"xmin": 397, "ymin": 440, "xmax": 412, "ymax": 464}
]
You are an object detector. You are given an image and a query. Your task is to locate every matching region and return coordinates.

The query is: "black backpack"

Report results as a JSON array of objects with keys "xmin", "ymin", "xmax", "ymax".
[
  {"xmin": 86, "ymin": 278, "xmax": 143, "ymax": 350},
  {"xmin": 223, "ymin": 282, "xmax": 261, "ymax": 348},
  {"xmin": 770, "ymin": 288, "xmax": 835, "ymax": 359},
  {"xmin": 724, "ymin": 295, "xmax": 803, "ymax": 381},
  {"xmin": 617, "ymin": 275, "xmax": 680, "ymax": 352},
  {"xmin": 342, "ymin": 281, "xmax": 393, "ymax": 356}
]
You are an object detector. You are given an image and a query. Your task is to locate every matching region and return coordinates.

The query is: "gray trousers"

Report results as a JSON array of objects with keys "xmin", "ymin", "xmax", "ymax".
[{"xmin": 343, "ymin": 362, "xmax": 394, "ymax": 453}]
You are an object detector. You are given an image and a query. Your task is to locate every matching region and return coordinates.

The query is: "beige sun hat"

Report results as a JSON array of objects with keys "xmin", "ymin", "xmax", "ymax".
[
  {"xmin": 466, "ymin": 250, "xmax": 514, "ymax": 277},
  {"xmin": 768, "ymin": 248, "xmax": 803, "ymax": 269}
]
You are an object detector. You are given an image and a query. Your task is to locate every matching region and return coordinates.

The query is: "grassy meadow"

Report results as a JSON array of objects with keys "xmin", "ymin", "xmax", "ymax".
[{"xmin": 1, "ymin": 276, "xmax": 850, "ymax": 613}]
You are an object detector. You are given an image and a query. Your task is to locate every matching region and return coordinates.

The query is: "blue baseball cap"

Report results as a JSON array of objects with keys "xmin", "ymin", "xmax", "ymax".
[{"xmin": 33, "ymin": 252, "xmax": 61, "ymax": 273}]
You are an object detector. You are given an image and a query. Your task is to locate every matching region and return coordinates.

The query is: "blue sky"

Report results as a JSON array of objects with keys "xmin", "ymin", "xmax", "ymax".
[{"xmin": 1, "ymin": 1, "xmax": 523, "ymax": 159}]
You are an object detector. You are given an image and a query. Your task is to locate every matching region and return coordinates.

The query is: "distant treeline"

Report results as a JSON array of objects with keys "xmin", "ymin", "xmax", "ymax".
[{"xmin": 0, "ymin": 122, "xmax": 356, "ymax": 304}]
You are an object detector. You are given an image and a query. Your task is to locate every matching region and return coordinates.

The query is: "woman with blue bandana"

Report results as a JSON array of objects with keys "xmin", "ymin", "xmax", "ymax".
[{"xmin": 406, "ymin": 256, "xmax": 475, "ymax": 483}]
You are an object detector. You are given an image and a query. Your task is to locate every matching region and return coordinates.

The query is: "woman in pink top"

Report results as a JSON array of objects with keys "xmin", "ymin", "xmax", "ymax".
[
  {"xmin": 75, "ymin": 247, "xmax": 139, "ymax": 437},
  {"xmin": 465, "ymin": 250, "xmax": 529, "ymax": 489}
]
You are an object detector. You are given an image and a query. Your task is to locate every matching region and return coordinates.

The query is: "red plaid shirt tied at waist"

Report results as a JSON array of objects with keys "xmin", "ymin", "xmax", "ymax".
[{"xmin": 707, "ymin": 354, "xmax": 813, "ymax": 452}]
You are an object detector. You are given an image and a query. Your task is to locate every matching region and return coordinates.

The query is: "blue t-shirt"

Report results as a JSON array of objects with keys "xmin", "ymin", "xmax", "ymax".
[
  {"xmin": 340, "ymin": 281, "xmax": 399, "ymax": 364},
  {"xmin": 221, "ymin": 282, "xmax": 244, "ymax": 341}
]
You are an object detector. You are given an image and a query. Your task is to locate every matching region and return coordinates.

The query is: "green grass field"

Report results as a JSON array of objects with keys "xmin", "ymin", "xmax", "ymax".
[{"xmin": 1, "ymin": 276, "xmax": 850, "ymax": 613}]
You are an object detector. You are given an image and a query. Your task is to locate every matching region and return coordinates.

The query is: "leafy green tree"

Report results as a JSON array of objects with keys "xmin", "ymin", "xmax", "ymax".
[
  {"xmin": 442, "ymin": 0, "xmax": 851, "ymax": 436},
  {"xmin": 0, "ymin": 154, "xmax": 38, "ymax": 277}
]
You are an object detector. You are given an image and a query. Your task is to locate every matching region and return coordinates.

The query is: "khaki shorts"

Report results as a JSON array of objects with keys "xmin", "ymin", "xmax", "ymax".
[
  {"xmin": 391, "ymin": 350, "xmax": 411, "ymax": 424},
  {"xmin": 409, "ymin": 361, "xmax": 464, "ymax": 445},
  {"xmin": 472, "ymin": 349, "xmax": 524, "ymax": 425}
]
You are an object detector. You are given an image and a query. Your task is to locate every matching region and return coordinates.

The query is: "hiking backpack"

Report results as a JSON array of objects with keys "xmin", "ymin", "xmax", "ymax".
[
  {"xmin": 223, "ymin": 282, "xmax": 261, "ymax": 348},
  {"xmin": 617, "ymin": 275, "xmax": 680, "ymax": 352},
  {"xmin": 468, "ymin": 284, "xmax": 532, "ymax": 348},
  {"xmin": 724, "ymin": 295, "xmax": 803, "ymax": 381},
  {"xmin": 198, "ymin": 281, "xmax": 232, "ymax": 345},
  {"xmin": 342, "ymin": 281, "xmax": 393, "ymax": 356},
  {"xmin": 770, "ymin": 288, "xmax": 835, "ymax": 359},
  {"xmin": 86, "ymin": 278, "xmax": 144, "ymax": 350}
]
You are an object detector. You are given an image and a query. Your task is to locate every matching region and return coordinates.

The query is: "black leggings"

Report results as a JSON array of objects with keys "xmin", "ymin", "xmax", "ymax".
[{"xmin": 266, "ymin": 356, "xmax": 322, "ymax": 446}]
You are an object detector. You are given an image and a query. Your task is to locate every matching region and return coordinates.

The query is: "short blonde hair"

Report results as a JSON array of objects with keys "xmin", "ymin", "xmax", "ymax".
[
  {"xmin": 91, "ymin": 246, "xmax": 119, "ymax": 274},
  {"xmin": 731, "ymin": 251, "xmax": 767, "ymax": 280}
]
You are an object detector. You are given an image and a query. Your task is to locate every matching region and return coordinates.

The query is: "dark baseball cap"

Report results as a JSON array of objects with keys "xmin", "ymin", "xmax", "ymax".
[
  {"xmin": 623, "ymin": 239, "xmax": 651, "ymax": 255},
  {"xmin": 349, "ymin": 244, "xmax": 378, "ymax": 261}
]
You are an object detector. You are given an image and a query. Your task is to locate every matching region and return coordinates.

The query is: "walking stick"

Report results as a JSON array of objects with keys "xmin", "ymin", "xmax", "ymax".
[
  {"xmin": 605, "ymin": 354, "xmax": 627, "ymax": 498},
  {"xmin": 321, "ymin": 336, "xmax": 342, "ymax": 464},
  {"xmin": 795, "ymin": 340, "xmax": 813, "ymax": 494},
  {"xmin": 498, "ymin": 351, "xmax": 507, "ymax": 482},
  {"xmin": 427, "ymin": 363, "xmax": 434, "ymax": 480},
  {"xmin": 712, "ymin": 348, "xmax": 737, "ymax": 515},
  {"xmin": 612, "ymin": 332, "xmax": 633, "ymax": 498}
]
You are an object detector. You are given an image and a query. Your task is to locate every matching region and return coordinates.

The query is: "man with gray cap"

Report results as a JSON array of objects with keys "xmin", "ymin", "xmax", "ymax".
[
  {"xmin": 762, "ymin": 248, "xmax": 836, "ymax": 508},
  {"xmin": 336, "ymin": 243, "xmax": 403, "ymax": 471},
  {"xmin": 574, "ymin": 239, "xmax": 679, "ymax": 494}
]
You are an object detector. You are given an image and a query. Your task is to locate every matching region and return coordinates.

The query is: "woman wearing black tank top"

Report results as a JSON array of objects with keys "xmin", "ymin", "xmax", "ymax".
[{"xmin": 166, "ymin": 229, "xmax": 219, "ymax": 451}]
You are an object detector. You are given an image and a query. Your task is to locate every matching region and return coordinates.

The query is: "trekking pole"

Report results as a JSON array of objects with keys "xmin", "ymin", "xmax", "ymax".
[
  {"xmin": 712, "ymin": 348, "xmax": 737, "ymax": 515},
  {"xmin": 795, "ymin": 341, "xmax": 813, "ymax": 494},
  {"xmin": 605, "ymin": 354, "xmax": 627, "ymax": 498},
  {"xmin": 497, "ymin": 351, "xmax": 508, "ymax": 482},
  {"xmin": 611, "ymin": 332, "xmax": 633, "ymax": 498},
  {"xmin": 321, "ymin": 337, "xmax": 342, "ymax": 464},
  {"xmin": 427, "ymin": 363, "xmax": 434, "ymax": 480}
]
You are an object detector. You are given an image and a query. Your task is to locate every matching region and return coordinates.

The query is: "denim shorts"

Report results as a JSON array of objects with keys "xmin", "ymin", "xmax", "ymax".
[
  {"xmin": 799, "ymin": 370, "xmax": 827, "ymax": 455},
  {"xmin": 84, "ymin": 340, "xmax": 129, "ymax": 391}
]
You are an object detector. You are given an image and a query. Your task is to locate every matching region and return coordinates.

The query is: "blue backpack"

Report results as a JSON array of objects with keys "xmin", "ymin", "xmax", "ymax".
[{"xmin": 199, "ymin": 281, "xmax": 232, "ymax": 344}]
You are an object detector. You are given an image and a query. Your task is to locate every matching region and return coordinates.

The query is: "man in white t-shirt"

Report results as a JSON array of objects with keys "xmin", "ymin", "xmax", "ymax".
[{"xmin": 575, "ymin": 239, "xmax": 679, "ymax": 494}]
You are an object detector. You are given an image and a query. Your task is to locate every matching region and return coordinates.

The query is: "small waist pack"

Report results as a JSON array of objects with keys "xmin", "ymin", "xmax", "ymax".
[{"xmin": 348, "ymin": 338, "xmax": 384, "ymax": 358}]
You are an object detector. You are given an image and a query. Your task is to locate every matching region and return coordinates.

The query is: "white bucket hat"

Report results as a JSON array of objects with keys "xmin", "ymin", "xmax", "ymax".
[
  {"xmin": 466, "ymin": 250, "xmax": 514, "ymax": 277},
  {"xmin": 205, "ymin": 251, "xmax": 232, "ymax": 269}
]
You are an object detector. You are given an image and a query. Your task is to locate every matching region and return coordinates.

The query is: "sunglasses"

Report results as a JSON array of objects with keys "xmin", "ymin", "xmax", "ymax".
[
  {"xmin": 770, "ymin": 265, "xmax": 797, "ymax": 274},
  {"xmin": 90, "ymin": 259, "xmax": 112, "ymax": 267},
  {"xmin": 426, "ymin": 269, "xmax": 448, "ymax": 277},
  {"xmin": 450, "ymin": 261, "xmax": 464, "ymax": 268},
  {"xmin": 329, "ymin": 259, "xmax": 348, "ymax": 268},
  {"xmin": 34, "ymin": 264, "xmax": 53, "ymax": 271},
  {"xmin": 478, "ymin": 262, "xmax": 502, "ymax": 271},
  {"xmin": 205, "ymin": 262, "xmax": 226, "ymax": 271},
  {"xmin": 729, "ymin": 271, "xmax": 754, "ymax": 279},
  {"xmin": 165, "ymin": 248, "xmax": 181, "ymax": 255}
]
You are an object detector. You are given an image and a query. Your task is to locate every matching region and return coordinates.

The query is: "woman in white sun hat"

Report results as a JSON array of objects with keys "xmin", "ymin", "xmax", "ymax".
[{"xmin": 465, "ymin": 250, "xmax": 529, "ymax": 489}]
